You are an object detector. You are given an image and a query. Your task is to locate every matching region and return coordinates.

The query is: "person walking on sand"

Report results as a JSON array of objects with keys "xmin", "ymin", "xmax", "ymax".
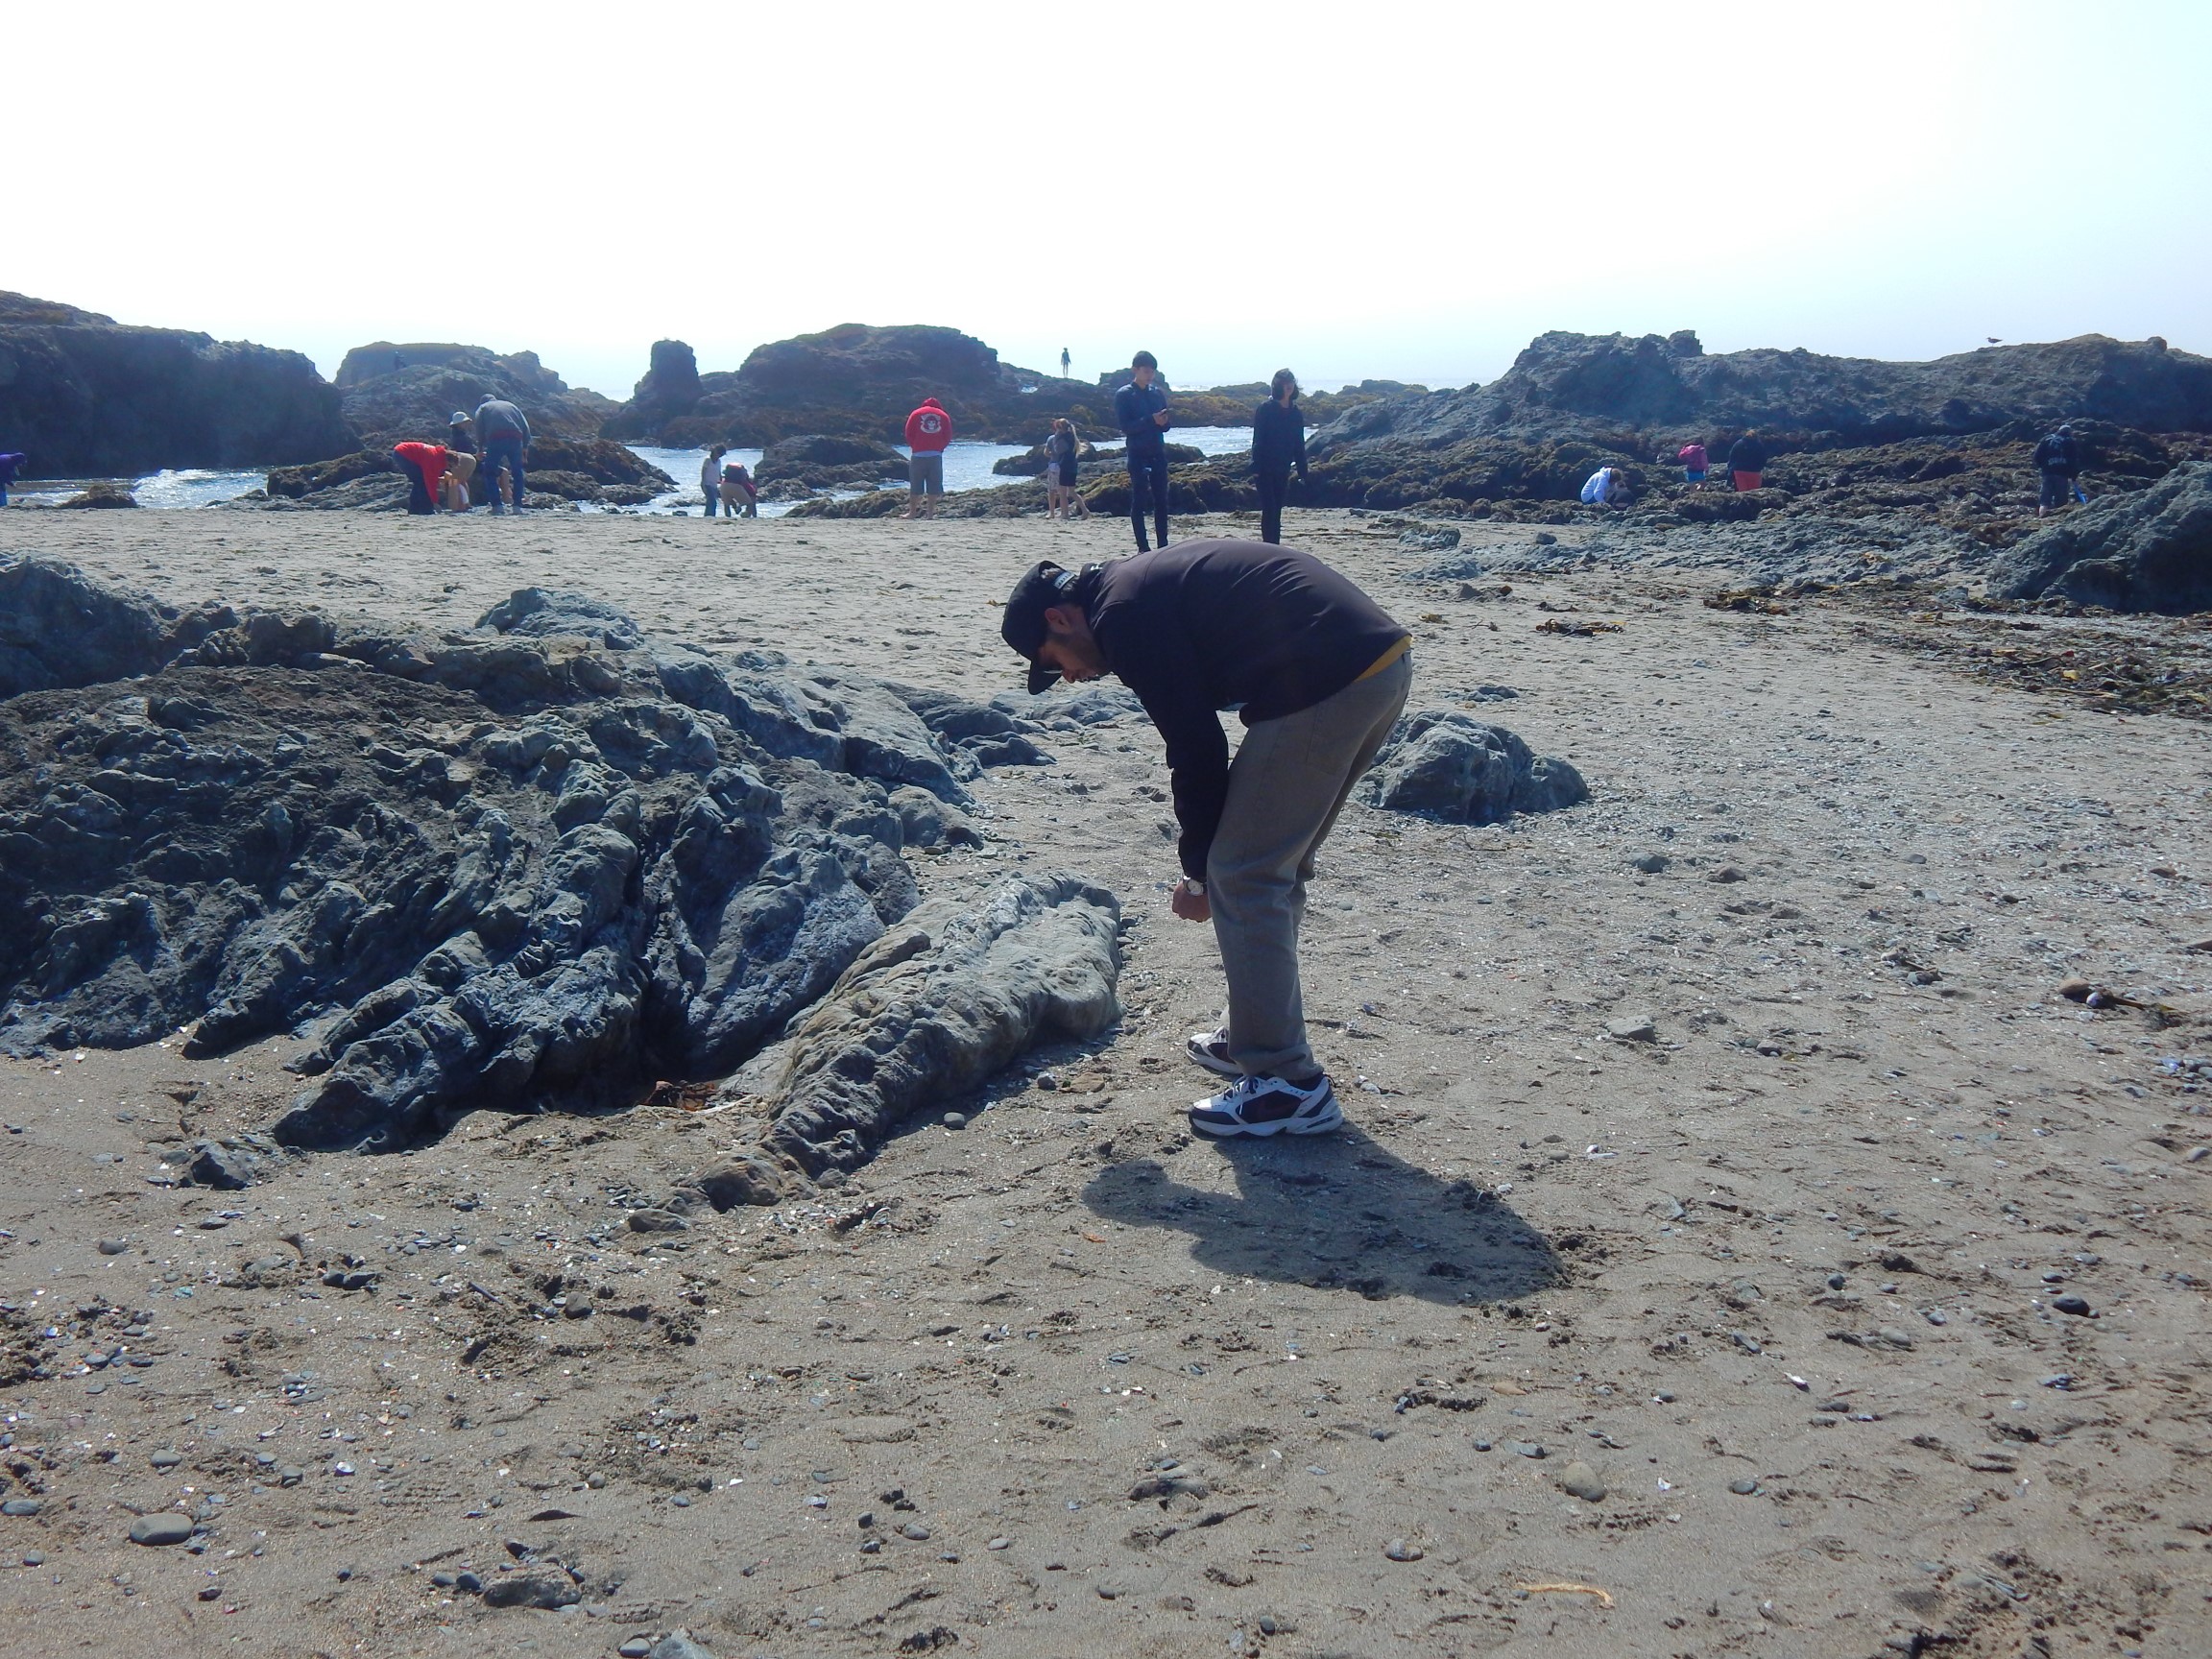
[
  {"xmin": 0, "ymin": 453, "xmax": 25, "ymax": 507},
  {"xmin": 1726, "ymin": 429, "xmax": 1767, "ymax": 492},
  {"xmin": 999, "ymin": 541, "xmax": 1412, "ymax": 1139},
  {"xmin": 1251, "ymin": 370, "xmax": 1310, "ymax": 545},
  {"xmin": 474, "ymin": 395, "xmax": 531, "ymax": 514},
  {"xmin": 1116, "ymin": 350, "xmax": 1172, "ymax": 551},
  {"xmin": 1676, "ymin": 439, "xmax": 1709, "ymax": 488},
  {"xmin": 902, "ymin": 397, "xmax": 952, "ymax": 518},
  {"xmin": 393, "ymin": 440, "xmax": 449, "ymax": 516},
  {"xmin": 702, "ymin": 445, "xmax": 729, "ymax": 517},
  {"xmin": 722, "ymin": 456, "xmax": 758, "ymax": 517},
  {"xmin": 1044, "ymin": 418, "xmax": 1084, "ymax": 520},
  {"xmin": 2032, "ymin": 423, "xmax": 2081, "ymax": 517}
]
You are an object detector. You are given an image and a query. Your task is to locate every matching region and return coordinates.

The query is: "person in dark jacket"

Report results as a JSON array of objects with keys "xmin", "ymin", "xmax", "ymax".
[
  {"xmin": 1114, "ymin": 350, "xmax": 1172, "ymax": 551},
  {"xmin": 474, "ymin": 397, "xmax": 531, "ymax": 514},
  {"xmin": 1251, "ymin": 369, "xmax": 1310, "ymax": 544},
  {"xmin": 0, "ymin": 452, "xmax": 25, "ymax": 507},
  {"xmin": 1000, "ymin": 541, "xmax": 1412, "ymax": 1140},
  {"xmin": 444, "ymin": 412, "xmax": 479, "ymax": 509},
  {"xmin": 1727, "ymin": 430, "xmax": 1767, "ymax": 491},
  {"xmin": 2032, "ymin": 424, "xmax": 2081, "ymax": 517}
]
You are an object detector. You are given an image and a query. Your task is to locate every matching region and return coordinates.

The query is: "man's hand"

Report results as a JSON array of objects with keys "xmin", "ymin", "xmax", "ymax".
[
  {"xmin": 1153, "ymin": 411, "xmax": 1170, "ymax": 426},
  {"xmin": 1169, "ymin": 880, "xmax": 1210, "ymax": 923}
]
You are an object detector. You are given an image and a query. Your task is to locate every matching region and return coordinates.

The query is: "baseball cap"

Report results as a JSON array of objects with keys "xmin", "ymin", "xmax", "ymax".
[{"xmin": 1001, "ymin": 560, "xmax": 1076, "ymax": 693}]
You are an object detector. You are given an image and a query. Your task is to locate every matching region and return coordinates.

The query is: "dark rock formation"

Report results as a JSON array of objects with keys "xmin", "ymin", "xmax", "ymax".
[
  {"xmin": 1356, "ymin": 712, "xmax": 1588, "ymax": 823},
  {"xmin": 0, "ymin": 564, "xmax": 1106, "ymax": 1164},
  {"xmin": 0, "ymin": 290, "xmax": 352, "ymax": 474},
  {"xmin": 609, "ymin": 325, "xmax": 1103, "ymax": 447},
  {"xmin": 259, "ymin": 437, "xmax": 670, "ymax": 510},
  {"xmin": 689, "ymin": 874, "xmax": 1119, "ymax": 1196},
  {"xmin": 1987, "ymin": 460, "xmax": 2212, "ymax": 613},
  {"xmin": 334, "ymin": 342, "xmax": 618, "ymax": 446},
  {"xmin": 601, "ymin": 340, "xmax": 703, "ymax": 441},
  {"xmin": 756, "ymin": 435, "xmax": 909, "ymax": 491}
]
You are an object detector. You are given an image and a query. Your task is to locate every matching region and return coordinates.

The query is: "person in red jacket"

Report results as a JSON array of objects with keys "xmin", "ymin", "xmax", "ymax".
[
  {"xmin": 392, "ymin": 441, "xmax": 449, "ymax": 516},
  {"xmin": 902, "ymin": 397, "xmax": 952, "ymax": 519}
]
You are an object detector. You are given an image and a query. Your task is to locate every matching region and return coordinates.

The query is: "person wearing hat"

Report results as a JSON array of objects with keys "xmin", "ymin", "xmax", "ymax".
[
  {"xmin": 444, "ymin": 412, "xmax": 479, "ymax": 511},
  {"xmin": 1001, "ymin": 540, "xmax": 1411, "ymax": 1139},
  {"xmin": 2032, "ymin": 423, "xmax": 2081, "ymax": 517}
]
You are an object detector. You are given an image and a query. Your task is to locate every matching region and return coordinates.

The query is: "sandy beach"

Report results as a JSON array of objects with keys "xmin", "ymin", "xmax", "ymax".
[{"xmin": 1, "ymin": 501, "xmax": 2208, "ymax": 1658}]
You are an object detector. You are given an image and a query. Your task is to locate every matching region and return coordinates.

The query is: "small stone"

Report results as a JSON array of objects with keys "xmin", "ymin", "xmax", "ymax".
[
  {"xmin": 1827, "ymin": 1273, "xmax": 1847, "ymax": 1290},
  {"xmin": 1629, "ymin": 854, "xmax": 1670, "ymax": 875},
  {"xmin": 454, "ymin": 1571, "xmax": 483, "ymax": 1593},
  {"xmin": 620, "ymin": 1642, "xmax": 653, "ymax": 1659},
  {"xmin": 988, "ymin": 1536, "xmax": 1011, "ymax": 1551},
  {"xmin": 1472, "ymin": 1440, "xmax": 1492, "ymax": 1453},
  {"xmin": 2053, "ymin": 1295, "xmax": 2093, "ymax": 1316},
  {"xmin": 900, "ymin": 1523, "xmax": 931, "ymax": 1541},
  {"xmin": 1728, "ymin": 1478, "xmax": 1761, "ymax": 1496},
  {"xmin": 1383, "ymin": 1539, "xmax": 1424, "ymax": 1562},
  {"xmin": 197, "ymin": 1583, "xmax": 221, "ymax": 1601},
  {"xmin": 1925, "ymin": 1309, "xmax": 1948, "ymax": 1326},
  {"xmin": 431, "ymin": 1572, "xmax": 456, "ymax": 1588},
  {"xmin": 151, "ymin": 1450, "xmax": 182, "ymax": 1469},
  {"xmin": 278, "ymin": 1467, "xmax": 303, "ymax": 1486},
  {"xmin": 1559, "ymin": 1461, "xmax": 1606, "ymax": 1503},
  {"xmin": 21, "ymin": 1552, "xmax": 43, "ymax": 1567},
  {"xmin": 98, "ymin": 1238, "xmax": 128, "ymax": 1255},
  {"xmin": 1508, "ymin": 1440, "xmax": 1547, "ymax": 1459},
  {"xmin": 1, "ymin": 1500, "xmax": 40, "ymax": 1518},
  {"xmin": 1034, "ymin": 1072, "xmax": 1060, "ymax": 1092},
  {"xmin": 648, "ymin": 1632, "xmax": 718, "ymax": 1659},
  {"xmin": 1707, "ymin": 866, "xmax": 1745, "ymax": 884},
  {"xmin": 942, "ymin": 1113, "xmax": 967, "ymax": 1131},
  {"xmin": 1095, "ymin": 1583, "xmax": 1119, "ymax": 1599},
  {"xmin": 130, "ymin": 1514, "xmax": 194, "ymax": 1546},
  {"xmin": 332, "ymin": 1461, "xmax": 355, "ymax": 1476},
  {"xmin": 1605, "ymin": 1015, "xmax": 1657, "ymax": 1042}
]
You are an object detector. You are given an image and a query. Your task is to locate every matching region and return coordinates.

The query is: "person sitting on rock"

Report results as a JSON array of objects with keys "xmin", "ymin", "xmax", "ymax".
[
  {"xmin": 902, "ymin": 397, "xmax": 953, "ymax": 518},
  {"xmin": 721, "ymin": 457, "xmax": 758, "ymax": 518},
  {"xmin": 0, "ymin": 452, "xmax": 24, "ymax": 508},
  {"xmin": 999, "ymin": 541, "xmax": 1411, "ymax": 1140},
  {"xmin": 2032, "ymin": 423, "xmax": 2082, "ymax": 518},
  {"xmin": 1579, "ymin": 465, "xmax": 1630, "ymax": 508},
  {"xmin": 392, "ymin": 441, "xmax": 448, "ymax": 516},
  {"xmin": 703, "ymin": 445, "xmax": 729, "ymax": 517},
  {"xmin": 1676, "ymin": 440, "xmax": 1709, "ymax": 488},
  {"xmin": 1727, "ymin": 430, "xmax": 1767, "ymax": 492}
]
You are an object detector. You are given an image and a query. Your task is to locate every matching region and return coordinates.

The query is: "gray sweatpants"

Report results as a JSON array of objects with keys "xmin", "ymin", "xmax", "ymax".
[{"xmin": 1207, "ymin": 651, "xmax": 1412, "ymax": 1080}]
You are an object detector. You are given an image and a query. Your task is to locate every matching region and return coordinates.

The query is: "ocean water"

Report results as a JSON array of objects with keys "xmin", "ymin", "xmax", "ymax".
[{"xmin": 0, "ymin": 427, "xmax": 1264, "ymax": 514}]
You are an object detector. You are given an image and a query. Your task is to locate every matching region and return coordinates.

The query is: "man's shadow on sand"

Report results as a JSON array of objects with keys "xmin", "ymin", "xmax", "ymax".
[{"xmin": 1082, "ymin": 1124, "xmax": 1563, "ymax": 1306}]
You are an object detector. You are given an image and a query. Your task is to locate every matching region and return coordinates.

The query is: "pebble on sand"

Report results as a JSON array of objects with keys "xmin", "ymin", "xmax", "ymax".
[
  {"xmin": 97, "ymin": 1238, "xmax": 128, "ymax": 1254},
  {"xmin": 942, "ymin": 1113, "xmax": 968, "ymax": 1130},
  {"xmin": 129, "ymin": 1514, "xmax": 194, "ymax": 1546},
  {"xmin": 1383, "ymin": 1539, "xmax": 1425, "ymax": 1562},
  {"xmin": 1559, "ymin": 1461, "xmax": 1607, "ymax": 1503},
  {"xmin": 1728, "ymin": 1478, "xmax": 1761, "ymax": 1496}
]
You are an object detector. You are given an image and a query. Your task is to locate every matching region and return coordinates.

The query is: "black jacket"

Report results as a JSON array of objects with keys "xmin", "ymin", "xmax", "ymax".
[
  {"xmin": 1252, "ymin": 399, "xmax": 1309, "ymax": 482},
  {"xmin": 1115, "ymin": 380, "xmax": 1170, "ymax": 457},
  {"xmin": 1726, "ymin": 434, "xmax": 1767, "ymax": 473},
  {"xmin": 2032, "ymin": 433, "xmax": 2079, "ymax": 474},
  {"xmin": 1078, "ymin": 540, "xmax": 1407, "ymax": 878}
]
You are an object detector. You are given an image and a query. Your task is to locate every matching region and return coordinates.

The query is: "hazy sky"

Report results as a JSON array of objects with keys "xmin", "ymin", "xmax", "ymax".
[{"xmin": 12, "ymin": 1, "xmax": 2208, "ymax": 397}]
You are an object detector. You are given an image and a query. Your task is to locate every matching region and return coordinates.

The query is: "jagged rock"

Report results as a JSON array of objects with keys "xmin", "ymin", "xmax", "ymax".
[
  {"xmin": 756, "ymin": 434, "xmax": 909, "ymax": 490},
  {"xmin": 60, "ymin": 482, "xmax": 139, "ymax": 509},
  {"xmin": 0, "ymin": 573, "xmax": 1079, "ymax": 1157},
  {"xmin": 333, "ymin": 342, "xmax": 616, "ymax": 445},
  {"xmin": 602, "ymin": 339, "xmax": 704, "ymax": 441},
  {"xmin": 187, "ymin": 1136, "xmax": 281, "ymax": 1189},
  {"xmin": 1356, "ymin": 711, "xmax": 1589, "ymax": 823},
  {"xmin": 886, "ymin": 785, "xmax": 982, "ymax": 851},
  {"xmin": 1986, "ymin": 459, "xmax": 2212, "ymax": 613},
  {"xmin": 0, "ymin": 556, "xmax": 172, "ymax": 695},
  {"xmin": 260, "ymin": 438, "xmax": 669, "ymax": 510},
  {"xmin": 691, "ymin": 874, "xmax": 1120, "ymax": 1188},
  {"xmin": 0, "ymin": 289, "xmax": 351, "ymax": 473},
  {"xmin": 888, "ymin": 684, "xmax": 1052, "ymax": 768}
]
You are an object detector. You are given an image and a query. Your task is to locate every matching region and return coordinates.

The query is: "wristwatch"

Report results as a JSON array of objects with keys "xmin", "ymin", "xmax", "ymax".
[{"xmin": 1181, "ymin": 878, "xmax": 1206, "ymax": 897}]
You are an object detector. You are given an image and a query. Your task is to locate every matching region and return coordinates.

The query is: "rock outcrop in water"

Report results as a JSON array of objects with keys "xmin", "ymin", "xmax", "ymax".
[
  {"xmin": 0, "ymin": 291, "xmax": 352, "ymax": 475},
  {"xmin": 1987, "ymin": 460, "xmax": 2212, "ymax": 613},
  {"xmin": 333, "ymin": 342, "xmax": 619, "ymax": 447},
  {"xmin": 254, "ymin": 437, "xmax": 673, "ymax": 511},
  {"xmin": 0, "ymin": 558, "xmax": 1110, "ymax": 1171}
]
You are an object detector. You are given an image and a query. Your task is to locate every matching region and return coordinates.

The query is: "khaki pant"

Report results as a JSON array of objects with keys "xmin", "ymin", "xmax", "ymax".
[{"xmin": 1207, "ymin": 652, "xmax": 1412, "ymax": 1079}]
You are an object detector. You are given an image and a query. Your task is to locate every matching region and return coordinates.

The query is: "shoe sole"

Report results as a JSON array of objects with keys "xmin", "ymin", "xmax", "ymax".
[{"xmin": 1189, "ymin": 1094, "xmax": 1342, "ymax": 1139}]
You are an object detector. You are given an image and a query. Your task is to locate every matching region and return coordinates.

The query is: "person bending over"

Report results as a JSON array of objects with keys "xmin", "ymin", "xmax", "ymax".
[{"xmin": 1000, "ymin": 540, "xmax": 1411, "ymax": 1139}]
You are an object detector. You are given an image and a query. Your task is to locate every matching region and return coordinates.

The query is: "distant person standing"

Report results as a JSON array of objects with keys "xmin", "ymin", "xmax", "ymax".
[
  {"xmin": 1044, "ymin": 418, "xmax": 1083, "ymax": 520},
  {"xmin": 722, "ymin": 456, "xmax": 758, "ymax": 517},
  {"xmin": 1251, "ymin": 369, "xmax": 1310, "ymax": 545},
  {"xmin": 392, "ymin": 441, "xmax": 449, "ymax": 516},
  {"xmin": 1727, "ymin": 430, "xmax": 1767, "ymax": 492},
  {"xmin": 1115, "ymin": 350, "xmax": 1172, "ymax": 551},
  {"xmin": 0, "ymin": 452, "xmax": 24, "ymax": 507},
  {"xmin": 1676, "ymin": 439, "xmax": 1709, "ymax": 488},
  {"xmin": 474, "ymin": 395, "xmax": 531, "ymax": 514},
  {"xmin": 702, "ymin": 445, "xmax": 729, "ymax": 517},
  {"xmin": 902, "ymin": 397, "xmax": 952, "ymax": 519},
  {"xmin": 1061, "ymin": 346, "xmax": 1071, "ymax": 378},
  {"xmin": 2032, "ymin": 423, "xmax": 2081, "ymax": 517}
]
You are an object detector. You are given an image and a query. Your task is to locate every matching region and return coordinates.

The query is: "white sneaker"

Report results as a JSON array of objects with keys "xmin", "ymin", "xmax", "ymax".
[
  {"xmin": 1189, "ymin": 1073, "xmax": 1341, "ymax": 1139},
  {"xmin": 1185, "ymin": 1025, "xmax": 1238, "ymax": 1077}
]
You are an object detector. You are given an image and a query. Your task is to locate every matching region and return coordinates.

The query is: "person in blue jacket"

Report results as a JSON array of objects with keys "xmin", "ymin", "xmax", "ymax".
[
  {"xmin": 1114, "ymin": 351, "xmax": 1172, "ymax": 551},
  {"xmin": 0, "ymin": 453, "xmax": 25, "ymax": 506}
]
